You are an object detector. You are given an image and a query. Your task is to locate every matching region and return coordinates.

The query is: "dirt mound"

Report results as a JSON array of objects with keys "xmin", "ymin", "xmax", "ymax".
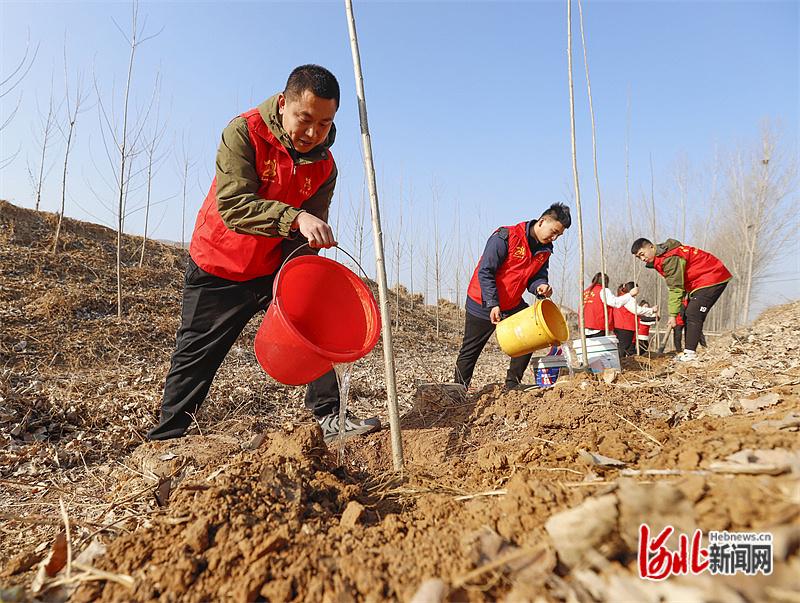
[
  {"xmin": 71, "ymin": 373, "xmax": 800, "ymax": 601},
  {"xmin": 1, "ymin": 200, "xmax": 799, "ymax": 602}
]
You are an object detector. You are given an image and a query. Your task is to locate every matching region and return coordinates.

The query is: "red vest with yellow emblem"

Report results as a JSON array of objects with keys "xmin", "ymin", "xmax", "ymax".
[
  {"xmin": 189, "ymin": 108, "xmax": 335, "ymax": 281},
  {"xmin": 652, "ymin": 245, "xmax": 731, "ymax": 294},
  {"xmin": 466, "ymin": 222, "xmax": 551, "ymax": 311},
  {"xmin": 582, "ymin": 284, "xmax": 614, "ymax": 331}
]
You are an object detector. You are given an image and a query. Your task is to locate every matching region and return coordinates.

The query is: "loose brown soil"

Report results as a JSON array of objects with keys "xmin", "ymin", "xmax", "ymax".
[{"xmin": 1, "ymin": 200, "xmax": 798, "ymax": 602}]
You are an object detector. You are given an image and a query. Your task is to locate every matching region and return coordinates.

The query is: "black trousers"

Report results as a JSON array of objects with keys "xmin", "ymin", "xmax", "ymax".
[
  {"xmin": 454, "ymin": 309, "xmax": 532, "ymax": 388},
  {"xmin": 684, "ymin": 282, "xmax": 727, "ymax": 351},
  {"xmin": 673, "ymin": 325, "xmax": 684, "ymax": 352},
  {"xmin": 636, "ymin": 337, "xmax": 650, "ymax": 354},
  {"xmin": 614, "ymin": 328, "xmax": 636, "ymax": 357},
  {"xmin": 147, "ymin": 259, "xmax": 339, "ymax": 441},
  {"xmin": 674, "ymin": 323, "xmax": 708, "ymax": 352}
]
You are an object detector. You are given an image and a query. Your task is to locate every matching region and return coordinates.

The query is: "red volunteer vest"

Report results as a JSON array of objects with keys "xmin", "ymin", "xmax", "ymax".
[
  {"xmin": 652, "ymin": 245, "xmax": 731, "ymax": 294},
  {"xmin": 189, "ymin": 108, "xmax": 335, "ymax": 281},
  {"xmin": 613, "ymin": 305, "xmax": 636, "ymax": 332},
  {"xmin": 466, "ymin": 222, "xmax": 551, "ymax": 311},
  {"xmin": 582, "ymin": 284, "xmax": 614, "ymax": 331},
  {"xmin": 637, "ymin": 318, "xmax": 651, "ymax": 337}
]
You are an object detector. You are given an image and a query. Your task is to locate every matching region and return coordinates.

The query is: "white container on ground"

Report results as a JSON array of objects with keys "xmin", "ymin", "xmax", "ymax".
[{"xmin": 571, "ymin": 336, "xmax": 621, "ymax": 373}]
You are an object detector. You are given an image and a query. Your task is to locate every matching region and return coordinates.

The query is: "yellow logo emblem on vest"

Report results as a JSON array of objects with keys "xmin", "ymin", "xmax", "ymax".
[
  {"xmin": 300, "ymin": 177, "xmax": 313, "ymax": 196},
  {"xmin": 512, "ymin": 245, "xmax": 526, "ymax": 259},
  {"xmin": 261, "ymin": 159, "xmax": 277, "ymax": 182}
]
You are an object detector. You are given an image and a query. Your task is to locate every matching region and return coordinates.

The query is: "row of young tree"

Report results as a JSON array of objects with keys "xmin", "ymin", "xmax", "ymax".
[
  {"xmin": 1, "ymin": 4, "xmax": 200, "ymax": 320},
  {"xmin": 570, "ymin": 122, "xmax": 796, "ymax": 338},
  {"xmin": 3, "ymin": 6, "xmax": 795, "ymax": 333},
  {"xmin": 332, "ymin": 122, "xmax": 796, "ymax": 340}
]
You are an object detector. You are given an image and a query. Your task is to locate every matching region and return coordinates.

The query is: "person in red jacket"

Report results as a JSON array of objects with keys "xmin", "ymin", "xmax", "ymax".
[
  {"xmin": 636, "ymin": 300, "xmax": 658, "ymax": 353},
  {"xmin": 632, "ymin": 238, "xmax": 731, "ymax": 362},
  {"xmin": 611, "ymin": 282, "xmax": 658, "ymax": 356},
  {"xmin": 672, "ymin": 297, "xmax": 706, "ymax": 352},
  {"xmin": 581, "ymin": 272, "xmax": 640, "ymax": 338},
  {"xmin": 148, "ymin": 65, "xmax": 379, "ymax": 442},
  {"xmin": 454, "ymin": 203, "xmax": 571, "ymax": 389}
]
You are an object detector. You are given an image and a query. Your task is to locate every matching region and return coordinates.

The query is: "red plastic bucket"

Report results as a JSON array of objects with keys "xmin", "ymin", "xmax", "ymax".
[{"xmin": 254, "ymin": 255, "xmax": 381, "ymax": 385}]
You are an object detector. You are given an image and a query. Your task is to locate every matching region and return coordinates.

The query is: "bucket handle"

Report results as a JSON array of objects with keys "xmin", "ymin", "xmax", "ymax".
[{"xmin": 275, "ymin": 242, "xmax": 371, "ymax": 292}]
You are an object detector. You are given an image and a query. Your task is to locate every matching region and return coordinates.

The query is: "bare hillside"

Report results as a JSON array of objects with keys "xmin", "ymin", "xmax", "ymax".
[{"xmin": 1, "ymin": 200, "xmax": 798, "ymax": 603}]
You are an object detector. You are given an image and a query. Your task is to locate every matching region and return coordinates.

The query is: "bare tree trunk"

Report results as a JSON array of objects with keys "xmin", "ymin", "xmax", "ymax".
[
  {"xmin": 577, "ymin": 0, "xmax": 609, "ymax": 335},
  {"xmin": 408, "ymin": 236, "xmax": 414, "ymax": 311},
  {"xmin": 99, "ymin": 1, "xmax": 162, "ymax": 317},
  {"xmin": 53, "ymin": 117, "xmax": 75, "ymax": 254},
  {"xmin": 408, "ymin": 193, "xmax": 414, "ymax": 312},
  {"xmin": 741, "ymin": 137, "xmax": 772, "ymax": 324},
  {"xmin": 742, "ymin": 231, "xmax": 757, "ymax": 324},
  {"xmin": 701, "ymin": 147, "xmax": 720, "ymax": 250},
  {"xmin": 139, "ymin": 145, "xmax": 154, "ymax": 266},
  {"xmin": 434, "ymin": 216, "xmax": 441, "ymax": 338},
  {"xmin": 650, "ymin": 153, "xmax": 661, "ymax": 347},
  {"xmin": 120, "ymin": 153, "xmax": 135, "ymax": 236},
  {"xmin": 424, "ymin": 252, "xmax": 430, "ymax": 315},
  {"xmin": 344, "ymin": 0, "xmax": 403, "ymax": 471},
  {"xmin": 676, "ymin": 157, "xmax": 688, "ymax": 242},
  {"xmin": 53, "ymin": 47, "xmax": 86, "ymax": 254},
  {"xmin": 454, "ymin": 208, "xmax": 462, "ymax": 324},
  {"xmin": 179, "ymin": 142, "xmax": 192, "ymax": 250},
  {"xmin": 114, "ymin": 8, "xmax": 140, "ymax": 319},
  {"xmin": 394, "ymin": 182, "xmax": 402, "ymax": 327},
  {"xmin": 32, "ymin": 77, "xmax": 57, "ymax": 212},
  {"xmin": 567, "ymin": 0, "xmax": 589, "ymax": 365},
  {"xmin": 139, "ymin": 75, "xmax": 164, "ymax": 267},
  {"xmin": 556, "ymin": 229, "xmax": 573, "ymax": 309},
  {"xmin": 625, "ymin": 91, "xmax": 640, "ymax": 354}
]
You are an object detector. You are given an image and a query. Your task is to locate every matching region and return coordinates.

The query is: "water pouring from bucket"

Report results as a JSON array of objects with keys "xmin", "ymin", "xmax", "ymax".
[
  {"xmin": 253, "ymin": 252, "xmax": 381, "ymax": 386},
  {"xmin": 495, "ymin": 299, "xmax": 570, "ymax": 357}
]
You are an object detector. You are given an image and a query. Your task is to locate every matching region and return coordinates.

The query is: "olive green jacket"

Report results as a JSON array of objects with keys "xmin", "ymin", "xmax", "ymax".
[
  {"xmin": 214, "ymin": 94, "xmax": 337, "ymax": 243},
  {"xmin": 647, "ymin": 239, "xmax": 684, "ymax": 316}
]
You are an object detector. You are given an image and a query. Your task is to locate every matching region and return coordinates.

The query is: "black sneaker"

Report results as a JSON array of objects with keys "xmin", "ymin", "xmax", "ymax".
[{"xmin": 316, "ymin": 411, "xmax": 381, "ymax": 443}]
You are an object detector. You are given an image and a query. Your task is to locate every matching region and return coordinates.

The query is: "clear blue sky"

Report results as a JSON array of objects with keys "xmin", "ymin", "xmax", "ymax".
[{"xmin": 1, "ymin": 0, "xmax": 798, "ymax": 313}]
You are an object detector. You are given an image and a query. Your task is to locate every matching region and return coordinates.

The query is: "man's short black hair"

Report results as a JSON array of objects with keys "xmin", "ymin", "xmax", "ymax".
[
  {"xmin": 630, "ymin": 237, "xmax": 652, "ymax": 254},
  {"xmin": 285, "ymin": 64, "xmax": 340, "ymax": 108},
  {"xmin": 540, "ymin": 203, "xmax": 571, "ymax": 228}
]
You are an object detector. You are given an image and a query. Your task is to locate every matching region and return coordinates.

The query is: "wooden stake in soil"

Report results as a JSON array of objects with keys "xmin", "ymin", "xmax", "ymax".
[
  {"xmin": 567, "ymin": 0, "xmax": 589, "ymax": 367},
  {"xmin": 625, "ymin": 91, "xmax": 641, "ymax": 355},
  {"xmin": 344, "ymin": 0, "xmax": 404, "ymax": 471},
  {"xmin": 577, "ymin": 0, "xmax": 609, "ymax": 335},
  {"xmin": 650, "ymin": 153, "xmax": 662, "ymax": 347}
]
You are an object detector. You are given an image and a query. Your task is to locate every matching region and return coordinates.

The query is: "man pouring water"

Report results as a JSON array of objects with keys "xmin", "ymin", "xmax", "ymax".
[
  {"xmin": 148, "ymin": 65, "xmax": 379, "ymax": 443},
  {"xmin": 453, "ymin": 203, "xmax": 572, "ymax": 390}
]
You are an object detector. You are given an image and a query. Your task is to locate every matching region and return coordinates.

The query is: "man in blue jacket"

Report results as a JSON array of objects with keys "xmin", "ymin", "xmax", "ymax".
[{"xmin": 454, "ymin": 203, "xmax": 571, "ymax": 389}]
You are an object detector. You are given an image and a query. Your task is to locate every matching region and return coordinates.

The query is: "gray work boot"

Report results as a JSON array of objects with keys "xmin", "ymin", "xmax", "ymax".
[{"xmin": 317, "ymin": 411, "xmax": 381, "ymax": 443}]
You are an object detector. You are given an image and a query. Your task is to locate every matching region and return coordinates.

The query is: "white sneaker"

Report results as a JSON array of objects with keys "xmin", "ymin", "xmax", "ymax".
[{"xmin": 675, "ymin": 350, "xmax": 698, "ymax": 363}]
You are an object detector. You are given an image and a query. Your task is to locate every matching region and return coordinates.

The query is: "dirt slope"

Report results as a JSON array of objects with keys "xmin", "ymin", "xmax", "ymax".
[{"xmin": 1, "ymin": 200, "xmax": 798, "ymax": 602}]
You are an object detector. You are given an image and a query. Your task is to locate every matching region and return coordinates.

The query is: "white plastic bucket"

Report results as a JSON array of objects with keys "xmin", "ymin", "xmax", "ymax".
[{"xmin": 571, "ymin": 336, "xmax": 621, "ymax": 373}]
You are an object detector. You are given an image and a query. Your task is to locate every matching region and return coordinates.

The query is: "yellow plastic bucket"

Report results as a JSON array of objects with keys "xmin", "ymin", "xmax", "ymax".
[{"xmin": 495, "ymin": 299, "xmax": 570, "ymax": 357}]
